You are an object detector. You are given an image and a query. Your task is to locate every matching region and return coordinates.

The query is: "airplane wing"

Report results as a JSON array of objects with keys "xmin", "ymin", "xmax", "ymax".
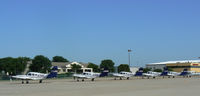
[
  {"xmin": 12, "ymin": 75, "xmax": 32, "ymax": 80},
  {"xmin": 143, "ymin": 73, "xmax": 158, "ymax": 77},
  {"xmin": 73, "ymin": 74, "xmax": 87, "ymax": 78},
  {"xmin": 12, "ymin": 75, "xmax": 44, "ymax": 80},
  {"xmin": 85, "ymin": 75, "xmax": 97, "ymax": 79},
  {"xmin": 112, "ymin": 73, "xmax": 124, "ymax": 77}
]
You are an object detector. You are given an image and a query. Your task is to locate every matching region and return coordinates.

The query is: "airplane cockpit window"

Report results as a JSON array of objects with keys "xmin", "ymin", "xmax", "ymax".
[{"xmin": 27, "ymin": 73, "xmax": 31, "ymax": 76}]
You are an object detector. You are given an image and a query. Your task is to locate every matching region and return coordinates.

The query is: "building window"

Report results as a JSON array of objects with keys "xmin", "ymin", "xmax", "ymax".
[{"xmin": 63, "ymin": 69, "xmax": 66, "ymax": 72}]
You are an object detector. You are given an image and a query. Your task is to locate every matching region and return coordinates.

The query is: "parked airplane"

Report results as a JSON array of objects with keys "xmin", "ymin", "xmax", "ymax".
[
  {"xmin": 112, "ymin": 71, "xmax": 134, "ymax": 80},
  {"xmin": 134, "ymin": 68, "xmax": 144, "ymax": 77},
  {"xmin": 160, "ymin": 68, "xmax": 180, "ymax": 78},
  {"xmin": 73, "ymin": 69, "xmax": 109, "ymax": 81},
  {"xmin": 160, "ymin": 68, "xmax": 200, "ymax": 78},
  {"xmin": 12, "ymin": 66, "xmax": 58, "ymax": 84},
  {"xmin": 134, "ymin": 68, "xmax": 160, "ymax": 79},
  {"xmin": 179, "ymin": 69, "xmax": 200, "ymax": 77},
  {"xmin": 143, "ymin": 71, "xmax": 161, "ymax": 79}
]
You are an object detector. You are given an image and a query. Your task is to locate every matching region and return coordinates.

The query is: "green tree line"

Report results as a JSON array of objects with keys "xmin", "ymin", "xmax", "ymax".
[
  {"xmin": 0, "ymin": 54, "xmax": 134, "ymax": 75},
  {"xmin": 0, "ymin": 57, "xmax": 30, "ymax": 75}
]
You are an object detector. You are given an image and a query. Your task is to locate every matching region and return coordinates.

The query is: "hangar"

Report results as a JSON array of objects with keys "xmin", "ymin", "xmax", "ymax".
[{"xmin": 146, "ymin": 60, "xmax": 200, "ymax": 72}]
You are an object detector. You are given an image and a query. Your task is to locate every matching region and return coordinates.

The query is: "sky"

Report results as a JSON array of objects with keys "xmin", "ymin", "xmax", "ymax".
[{"xmin": 0, "ymin": 0, "xmax": 200, "ymax": 67}]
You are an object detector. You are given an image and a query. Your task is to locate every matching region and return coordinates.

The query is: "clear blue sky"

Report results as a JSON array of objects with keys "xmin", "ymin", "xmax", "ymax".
[{"xmin": 0, "ymin": 0, "xmax": 200, "ymax": 67}]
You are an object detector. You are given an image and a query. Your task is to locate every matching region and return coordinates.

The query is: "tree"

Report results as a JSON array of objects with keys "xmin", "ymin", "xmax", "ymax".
[
  {"xmin": 0, "ymin": 57, "xmax": 30, "ymax": 75},
  {"xmin": 167, "ymin": 67, "xmax": 173, "ymax": 71},
  {"xmin": 71, "ymin": 64, "xmax": 81, "ymax": 73},
  {"xmin": 29, "ymin": 55, "xmax": 51, "ymax": 73},
  {"xmin": 14, "ymin": 57, "xmax": 31, "ymax": 75},
  {"xmin": 0, "ymin": 57, "xmax": 15, "ymax": 75},
  {"xmin": 87, "ymin": 63, "xmax": 99, "ymax": 72},
  {"xmin": 52, "ymin": 56, "xmax": 69, "ymax": 62},
  {"xmin": 118, "ymin": 64, "xmax": 130, "ymax": 72},
  {"xmin": 143, "ymin": 68, "xmax": 152, "ymax": 73},
  {"xmin": 100, "ymin": 59, "xmax": 115, "ymax": 72},
  {"xmin": 153, "ymin": 69, "xmax": 162, "ymax": 72}
]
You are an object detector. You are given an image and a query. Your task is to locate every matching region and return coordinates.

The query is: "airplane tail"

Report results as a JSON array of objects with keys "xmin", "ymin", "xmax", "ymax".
[
  {"xmin": 99, "ymin": 68, "xmax": 109, "ymax": 77},
  {"xmin": 179, "ymin": 69, "xmax": 188, "ymax": 76},
  {"xmin": 134, "ymin": 68, "xmax": 143, "ymax": 76},
  {"xmin": 160, "ymin": 67, "xmax": 168, "ymax": 76},
  {"xmin": 47, "ymin": 66, "xmax": 58, "ymax": 78}
]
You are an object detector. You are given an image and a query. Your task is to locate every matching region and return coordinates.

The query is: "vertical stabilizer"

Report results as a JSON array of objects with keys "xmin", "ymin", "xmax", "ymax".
[
  {"xmin": 160, "ymin": 67, "xmax": 168, "ymax": 76},
  {"xmin": 99, "ymin": 68, "xmax": 109, "ymax": 77},
  {"xmin": 134, "ymin": 68, "xmax": 143, "ymax": 76},
  {"xmin": 180, "ymin": 69, "xmax": 189, "ymax": 76},
  {"xmin": 47, "ymin": 66, "xmax": 58, "ymax": 78}
]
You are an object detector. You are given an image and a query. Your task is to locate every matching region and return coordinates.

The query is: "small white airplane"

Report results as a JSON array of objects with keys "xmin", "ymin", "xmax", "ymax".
[
  {"xmin": 73, "ymin": 70, "xmax": 109, "ymax": 82},
  {"xmin": 12, "ymin": 66, "xmax": 58, "ymax": 84},
  {"xmin": 143, "ymin": 71, "xmax": 161, "ymax": 79},
  {"xmin": 179, "ymin": 69, "xmax": 200, "ymax": 77},
  {"xmin": 112, "ymin": 71, "xmax": 134, "ymax": 80},
  {"xmin": 112, "ymin": 68, "xmax": 160, "ymax": 79},
  {"xmin": 188, "ymin": 71, "xmax": 200, "ymax": 76},
  {"xmin": 160, "ymin": 68, "xmax": 180, "ymax": 78},
  {"xmin": 134, "ymin": 68, "xmax": 161, "ymax": 79}
]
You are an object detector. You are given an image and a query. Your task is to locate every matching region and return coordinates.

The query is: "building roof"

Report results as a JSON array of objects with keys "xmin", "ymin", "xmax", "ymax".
[
  {"xmin": 52, "ymin": 62, "xmax": 70, "ymax": 68},
  {"xmin": 147, "ymin": 60, "xmax": 200, "ymax": 65},
  {"xmin": 52, "ymin": 62, "xmax": 89, "ymax": 68}
]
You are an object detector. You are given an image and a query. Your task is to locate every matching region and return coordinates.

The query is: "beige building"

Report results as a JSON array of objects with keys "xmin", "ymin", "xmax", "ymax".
[
  {"xmin": 166, "ymin": 62, "xmax": 200, "ymax": 72},
  {"xmin": 146, "ymin": 60, "xmax": 200, "ymax": 72},
  {"xmin": 52, "ymin": 62, "xmax": 93, "ymax": 74},
  {"xmin": 130, "ymin": 67, "xmax": 139, "ymax": 73}
]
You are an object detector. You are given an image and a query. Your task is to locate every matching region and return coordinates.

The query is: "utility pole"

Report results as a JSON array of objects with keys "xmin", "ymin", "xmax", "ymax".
[{"xmin": 128, "ymin": 49, "xmax": 132, "ymax": 67}]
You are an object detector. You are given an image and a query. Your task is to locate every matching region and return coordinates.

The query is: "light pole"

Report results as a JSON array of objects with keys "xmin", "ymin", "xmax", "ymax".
[{"xmin": 128, "ymin": 49, "xmax": 132, "ymax": 67}]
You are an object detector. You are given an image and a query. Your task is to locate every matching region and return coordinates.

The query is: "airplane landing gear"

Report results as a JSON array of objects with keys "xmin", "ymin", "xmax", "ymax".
[
  {"xmin": 91, "ymin": 78, "xmax": 94, "ymax": 81},
  {"xmin": 26, "ymin": 80, "xmax": 29, "ymax": 84},
  {"xmin": 114, "ymin": 78, "xmax": 116, "ymax": 80},
  {"xmin": 77, "ymin": 79, "xmax": 79, "ymax": 82},
  {"xmin": 127, "ymin": 77, "xmax": 130, "ymax": 80},
  {"xmin": 153, "ymin": 77, "xmax": 155, "ymax": 79},
  {"xmin": 120, "ymin": 77, "xmax": 122, "ymax": 80},
  {"xmin": 82, "ymin": 79, "xmax": 84, "ymax": 82},
  {"xmin": 22, "ymin": 80, "xmax": 24, "ymax": 84},
  {"xmin": 39, "ymin": 80, "xmax": 42, "ymax": 83}
]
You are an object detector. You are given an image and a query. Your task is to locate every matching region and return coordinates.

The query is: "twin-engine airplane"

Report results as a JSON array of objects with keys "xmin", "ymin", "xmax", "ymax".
[
  {"xmin": 112, "ymin": 68, "xmax": 179, "ymax": 79},
  {"xmin": 112, "ymin": 68, "xmax": 158, "ymax": 80},
  {"xmin": 179, "ymin": 69, "xmax": 200, "ymax": 77},
  {"xmin": 12, "ymin": 66, "xmax": 58, "ymax": 84},
  {"xmin": 112, "ymin": 71, "xmax": 134, "ymax": 80},
  {"xmin": 143, "ymin": 68, "xmax": 200, "ymax": 78},
  {"xmin": 160, "ymin": 67, "xmax": 179, "ymax": 78},
  {"xmin": 159, "ymin": 68, "xmax": 200, "ymax": 78},
  {"xmin": 73, "ymin": 70, "xmax": 109, "ymax": 81},
  {"xmin": 134, "ymin": 68, "xmax": 161, "ymax": 79},
  {"xmin": 143, "ymin": 71, "xmax": 161, "ymax": 78}
]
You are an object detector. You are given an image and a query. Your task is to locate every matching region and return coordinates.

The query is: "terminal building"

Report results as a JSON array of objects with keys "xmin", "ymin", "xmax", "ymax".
[{"xmin": 146, "ymin": 60, "xmax": 200, "ymax": 72}]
